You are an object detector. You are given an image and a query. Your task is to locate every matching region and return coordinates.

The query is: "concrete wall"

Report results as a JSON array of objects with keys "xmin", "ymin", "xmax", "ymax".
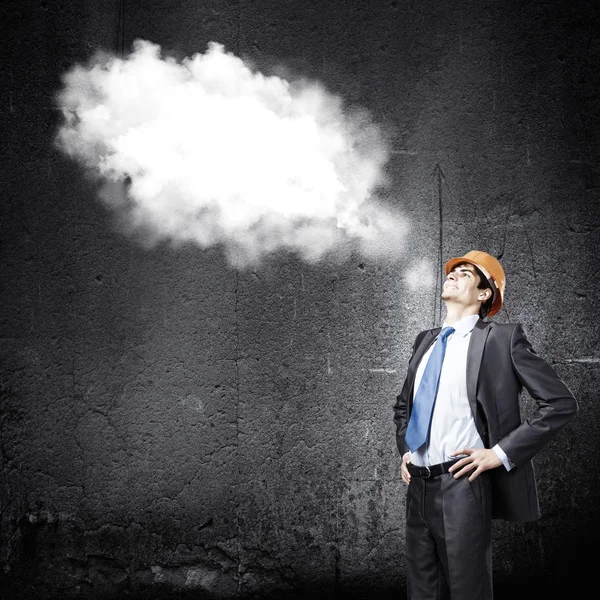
[{"xmin": 1, "ymin": 1, "xmax": 598, "ymax": 598}]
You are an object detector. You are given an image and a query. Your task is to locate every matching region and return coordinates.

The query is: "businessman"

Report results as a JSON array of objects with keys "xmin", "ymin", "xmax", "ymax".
[{"xmin": 393, "ymin": 250, "xmax": 578, "ymax": 600}]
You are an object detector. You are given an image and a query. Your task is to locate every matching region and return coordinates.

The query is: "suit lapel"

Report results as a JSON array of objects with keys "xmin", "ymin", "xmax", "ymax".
[
  {"xmin": 406, "ymin": 328, "xmax": 441, "ymax": 405},
  {"xmin": 466, "ymin": 319, "xmax": 492, "ymax": 427},
  {"xmin": 410, "ymin": 329, "xmax": 440, "ymax": 370}
]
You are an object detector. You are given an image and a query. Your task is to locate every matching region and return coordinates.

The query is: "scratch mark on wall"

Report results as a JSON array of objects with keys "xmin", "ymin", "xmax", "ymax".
[
  {"xmin": 562, "ymin": 357, "xmax": 600, "ymax": 364},
  {"xmin": 568, "ymin": 39, "xmax": 599, "ymax": 190},
  {"xmin": 236, "ymin": 0, "xmax": 242, "ymax": 56},
  {"xmin": 433, "ymin": 163, "xmax": 445, "ymax": 327},
  {"xmin": 457, "ymin": 149, "xmax": 478, "ymax": 219},
  {"xmin": 523, "ymin": 226, "xmax": 537, "ymax": 280},
  {"xmin": 588, "ymin": 265, "xmax": 600, "ymax": 283},
  {"xmin": 116, "ymin": 0, "xmax": 126, "ymax": 57},
  {"xmin": 233, "ymin": 267, "xmax": 243, "ymax": 594},
  {"xmin": 497, "ymin": 193, "xmax": 514, "ymax": 262},
  {"xmin": 390, "ymin": 149, "xmax": 418, "ymax": 155}
]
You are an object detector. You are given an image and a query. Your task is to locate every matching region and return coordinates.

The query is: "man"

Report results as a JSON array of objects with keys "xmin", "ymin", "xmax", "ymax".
[{"xmin": 392, "ymin": 250, "xmax": 578, "ymax": 600}]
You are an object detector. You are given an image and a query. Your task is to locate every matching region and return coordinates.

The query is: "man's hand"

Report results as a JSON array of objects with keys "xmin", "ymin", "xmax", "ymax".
[
  {"xmin": 401, "ymin": 452, "xmax": 411, "ymax": 485},
  {"xmin": 448, "ymin": 448, "xmax": 502, "ymax": 482}
]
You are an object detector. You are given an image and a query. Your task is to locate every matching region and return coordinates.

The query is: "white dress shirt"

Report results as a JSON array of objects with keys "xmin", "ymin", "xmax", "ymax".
[{"xmin": 408, "ymin": 314, "xmax": 513, "ymax": 470}]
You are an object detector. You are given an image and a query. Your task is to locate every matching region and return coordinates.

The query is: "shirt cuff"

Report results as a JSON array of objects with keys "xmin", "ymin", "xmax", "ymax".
[
  {"xmin": 492, "ymin": 444, "xmax": 515, "ymax": 471},
  {"xmin": 403, "ymin": 451, "xmax": 411, "ymax": 463}
]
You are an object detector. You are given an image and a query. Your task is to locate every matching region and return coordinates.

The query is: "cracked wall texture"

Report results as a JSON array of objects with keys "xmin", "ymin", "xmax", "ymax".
[{"xmin": 1, "ymin": 1, "xmax": 599, "ymax": 598}]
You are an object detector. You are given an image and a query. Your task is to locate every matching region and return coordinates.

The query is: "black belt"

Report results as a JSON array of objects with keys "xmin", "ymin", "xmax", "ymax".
[{"xmin": 407, "ymin": 460, "xmax": 458, "ymax": 479}]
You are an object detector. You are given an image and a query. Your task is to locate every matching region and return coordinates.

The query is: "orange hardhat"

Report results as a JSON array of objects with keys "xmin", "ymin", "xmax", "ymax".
[{"xmin": 444, "ymin": 251, "xmax": 506, "ymax": 317}]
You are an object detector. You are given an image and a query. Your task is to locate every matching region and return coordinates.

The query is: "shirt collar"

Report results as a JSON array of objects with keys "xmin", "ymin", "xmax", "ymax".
[{"xmin": 441, "ymin": 314, "xmax": 479, "ymax": 337}]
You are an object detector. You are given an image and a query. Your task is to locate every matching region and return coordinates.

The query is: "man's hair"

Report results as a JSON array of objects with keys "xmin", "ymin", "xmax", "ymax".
[{"xmin": 472, "ymin": 264, "xmax": 494, "ymax": 319}]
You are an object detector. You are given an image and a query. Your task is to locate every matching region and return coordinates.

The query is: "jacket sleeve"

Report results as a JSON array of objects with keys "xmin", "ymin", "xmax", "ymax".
[
  {"xmin": 497, "ymin": 324, "xmax": 578, "ymax": 467},
  {"xmin": 392, "ymin": 332, "xmax": 424, "ymax": 456}
]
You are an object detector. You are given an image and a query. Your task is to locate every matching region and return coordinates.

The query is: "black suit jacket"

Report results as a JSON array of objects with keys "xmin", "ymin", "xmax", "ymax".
[{"xmin": 393, "ymin": 318, "xmax": 578, "ymax": 522}]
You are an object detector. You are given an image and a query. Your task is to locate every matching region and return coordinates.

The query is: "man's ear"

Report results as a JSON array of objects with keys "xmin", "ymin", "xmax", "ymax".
[{"xmin": 478, "ymin": 289, "xmax": 491, "ymax": 301}]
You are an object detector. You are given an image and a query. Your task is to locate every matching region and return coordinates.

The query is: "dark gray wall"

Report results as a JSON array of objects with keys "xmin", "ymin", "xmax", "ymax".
[{"xmin": 1, "ymin": 1, "xmax": 598, "ymax": 598}]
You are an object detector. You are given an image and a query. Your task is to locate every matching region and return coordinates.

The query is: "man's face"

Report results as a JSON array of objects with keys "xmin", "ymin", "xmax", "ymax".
[{"xmin": 442, "ymin": 262, "xmax": 490, "ymax": 308}]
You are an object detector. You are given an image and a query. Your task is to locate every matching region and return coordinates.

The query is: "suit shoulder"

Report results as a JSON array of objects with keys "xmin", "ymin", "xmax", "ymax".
[
  {"xmin": 487, "ymin": 321, "xmax": 526, "ymax": 340},
  {"xmin": 488, "ymin": 321, "xmax": 522, "ymax": 331}
]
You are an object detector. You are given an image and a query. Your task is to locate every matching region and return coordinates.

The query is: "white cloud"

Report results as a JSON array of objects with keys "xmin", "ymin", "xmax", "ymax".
[
  {"xmin": 403, "ymin": 258, "xmax": 436, "ymax": 291},
  {"xmin": 55, "ymin": 40, "xmax": 407, "ymax": 267}
]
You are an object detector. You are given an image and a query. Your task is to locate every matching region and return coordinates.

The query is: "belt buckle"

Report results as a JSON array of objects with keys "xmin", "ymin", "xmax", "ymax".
[{"xmin": 422, "ymin": 466, "xmax": 431, "ymax": 479}]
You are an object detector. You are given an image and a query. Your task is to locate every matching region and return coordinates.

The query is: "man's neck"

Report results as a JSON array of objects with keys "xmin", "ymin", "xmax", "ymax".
[{"xmin": 443, "ymin": 304, "xmax": 480, "ymax": 326}]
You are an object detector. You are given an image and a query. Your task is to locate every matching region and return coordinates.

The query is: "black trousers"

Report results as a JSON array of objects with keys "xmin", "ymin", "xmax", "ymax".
[{"xmin": 405, "ymin": 471, "xmax": 493, "ymax": 600}]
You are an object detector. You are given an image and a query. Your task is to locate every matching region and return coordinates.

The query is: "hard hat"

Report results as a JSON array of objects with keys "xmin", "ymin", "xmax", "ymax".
[{"xmin": 444, "ymin": 251, "xmax": 506, "ymax": 317}]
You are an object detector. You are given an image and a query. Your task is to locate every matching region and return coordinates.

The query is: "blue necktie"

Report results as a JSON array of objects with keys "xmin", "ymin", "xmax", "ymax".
[{"xmin": 405, "ymin": 326, "xmax": 455, "ymax": 452}]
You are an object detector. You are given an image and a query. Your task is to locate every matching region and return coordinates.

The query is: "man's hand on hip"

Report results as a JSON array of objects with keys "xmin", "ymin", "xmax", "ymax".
[
  {"xmin": 401, "ymin": 452, "xmax": 411, "ymax": 485},
  {"xmin": 448, "ymin": 448, "xmax": 502, "ymax": 482}
]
